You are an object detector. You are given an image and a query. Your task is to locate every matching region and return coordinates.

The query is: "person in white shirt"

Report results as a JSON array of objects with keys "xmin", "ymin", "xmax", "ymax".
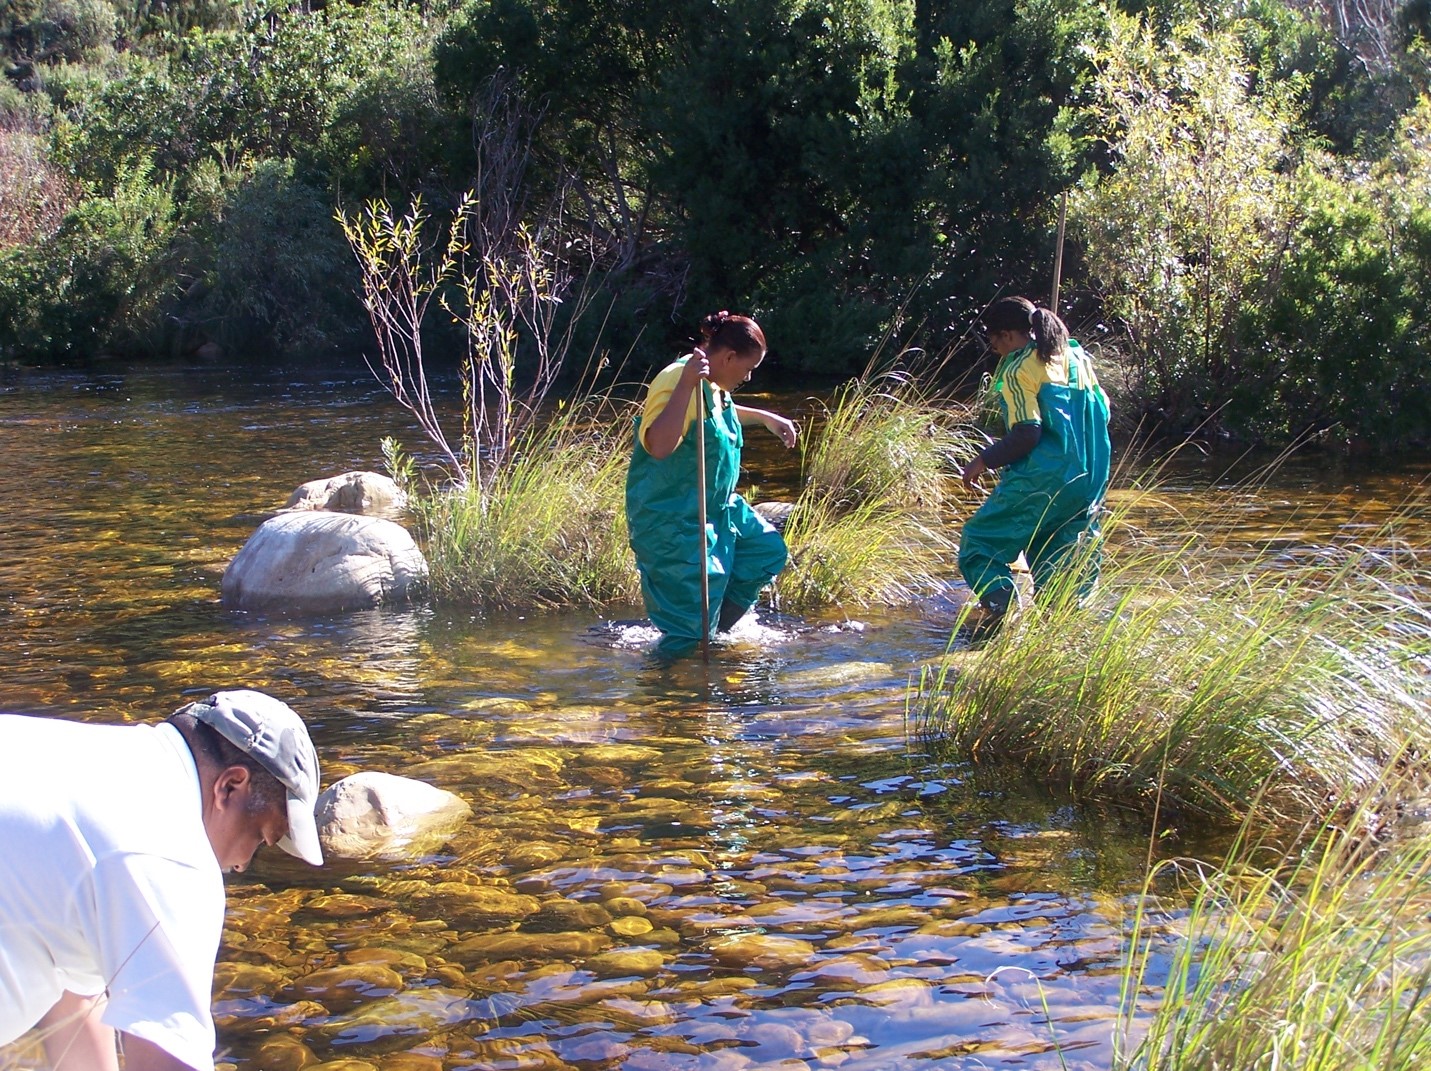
[{"xmin": 0, "ymin": 689, "xmax": 324, "ymax": 1071}]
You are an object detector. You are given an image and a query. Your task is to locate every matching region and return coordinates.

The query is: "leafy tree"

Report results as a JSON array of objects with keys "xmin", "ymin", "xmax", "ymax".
[
  {"xmin": 434, "ymin": 0, "xmax": 685, "ymax": 259},
  {"xmin": 1235, "ymin": 97, "xmax": 1431, "ymax": 448},
  {"xmin": 643, "ymin": 0, "xmax": 921, "ymax": 373},
  {"xmin": 317, "ymin": 33, "xmax": 457, "ymax": 199},
  {"xmin": 908, "ymin": 0, "xmax": 1098, "ymax": 310},
  {"xmin": 1071, "ymin": 9, "xmax": 1302, "ymax": 433}
]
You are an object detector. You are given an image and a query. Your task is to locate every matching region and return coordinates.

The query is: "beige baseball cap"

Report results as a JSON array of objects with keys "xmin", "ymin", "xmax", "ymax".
[{"xmin": 189, "ymin": 689, "xmax": 324, "ymax": 866}]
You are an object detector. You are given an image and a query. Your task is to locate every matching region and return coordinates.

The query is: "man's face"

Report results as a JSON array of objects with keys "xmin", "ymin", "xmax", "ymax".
[{"xmin": 205, "ymin": 766, "xmax": 291, "ymax": 872}]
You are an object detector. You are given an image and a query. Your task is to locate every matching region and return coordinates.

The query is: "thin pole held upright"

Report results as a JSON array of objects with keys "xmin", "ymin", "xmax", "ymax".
[
  {"xmin": 695, "ymin": 375, "xmax": 710, "ymax": 662},
  {"xmin": 1050, "ymin": 188, "xmax": 1068, "ymax": 313}
]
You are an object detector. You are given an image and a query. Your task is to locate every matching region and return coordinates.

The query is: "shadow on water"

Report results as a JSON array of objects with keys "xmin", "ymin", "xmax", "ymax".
[{"xmin": 1, "ymin": 363, "xmax": 1426, "ymax": 1070}]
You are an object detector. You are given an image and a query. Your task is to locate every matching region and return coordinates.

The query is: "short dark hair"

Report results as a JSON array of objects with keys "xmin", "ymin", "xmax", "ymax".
[{"xmin": 170, "ymin": 709, "xmax": 286, "ymax": 813}]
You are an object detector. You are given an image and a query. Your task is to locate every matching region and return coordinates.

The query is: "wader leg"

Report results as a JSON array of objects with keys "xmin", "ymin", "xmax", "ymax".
[
  {"xmin": 717, "ymin": 497, "xmax": 788, "ymax": 630},
  {"xmin": 959, "ymin": 486, "xmax": 1048, "ymax": 615},
  {"xmin": 1028, "ymin": 508, "xmax": 1101, "ymax": 602}
]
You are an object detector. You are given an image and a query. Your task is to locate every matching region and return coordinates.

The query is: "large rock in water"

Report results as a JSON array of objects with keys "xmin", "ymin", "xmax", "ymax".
[
  {"xmin": 753, "ymin": 500, "xmax": 795, "ymax": 533},
  {"xmin": 222, "ymin": 511, "xmax": 428, "ymax": 612},
  {"xmin": 284, "ymin": 471, "xmax": 405, "ymax": 516},
  {"xmin": 316, "ymin": 772, "xmax": 472, "ymax": 860}
]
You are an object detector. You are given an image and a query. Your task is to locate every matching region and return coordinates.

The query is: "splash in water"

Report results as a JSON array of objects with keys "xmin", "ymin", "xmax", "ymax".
[{"xmin": 588, "ymin": 609, "xmax": 805, "ymax": 653}]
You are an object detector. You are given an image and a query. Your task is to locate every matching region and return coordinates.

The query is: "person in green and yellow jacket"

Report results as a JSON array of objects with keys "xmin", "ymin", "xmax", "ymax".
[
  {"xmin": 626, "ymin": 311, "xmax": 798, "ymax": 659},
  {"xmin": 958, "ymin": 296, "xmax": 1111, "ymax": 630}
]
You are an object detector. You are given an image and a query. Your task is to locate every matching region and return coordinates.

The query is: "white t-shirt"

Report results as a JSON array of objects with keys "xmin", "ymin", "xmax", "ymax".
[{"xmin": 0, "ymin": 716, "xmax": 224, "ymax": 1071}]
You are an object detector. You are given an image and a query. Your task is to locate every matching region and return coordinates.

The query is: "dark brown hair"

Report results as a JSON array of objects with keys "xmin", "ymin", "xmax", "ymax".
[
  {"xmin": 698, "ymin": 310, "xmax": 766, "ymax": 359},
  {"xmin": 170, "ymin": 709, "xmax": 286, "ymax": 814},
  {"xmin": 981, "ymin": 296, "xmax": 1069, "ymax": 364}
]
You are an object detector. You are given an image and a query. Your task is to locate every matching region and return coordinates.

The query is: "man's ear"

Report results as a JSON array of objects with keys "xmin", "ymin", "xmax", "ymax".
[{"xmin": 211, "ymin": 764, "xmax": 253, "ymax": 809}]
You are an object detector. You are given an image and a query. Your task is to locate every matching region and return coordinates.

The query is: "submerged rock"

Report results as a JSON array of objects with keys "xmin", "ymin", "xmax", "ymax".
[
  {"xmin": 317, "ymin": 772, "xmax": 472, "ymax": 860},
  {"xmin": 281, "ymin": 963, "xmax": 404, "ymax": 1013},
  {"xmin": 212, "ymin": 961, "xmax": 287, "ymax": 1000},
  {"xmin": 222, "ymin": 511, "xmax": 427, "ymax": 613},
  {"xmin": 752, "ymin": 500, "xmax": 796, "ymax": 532},
  {"xmin": 450, "ymin": 930, "xmax": 611, "ymax": 962},
  {"xmin": 707, "ymin": 933, "xmax": 816, "ymax": 971},
  {"xmin": 403, "ymin": 749, "xmax": 565, "ymax": 789},
  {"xmin": 251, "ymin": 1034, "xmax": 319, "ymax": 1071},
  {"xmin": 586, "ymin": 949, "xmax": 665, "ymax": 978},
  {"xmin": 314, "ymin": 986, "xmax": 481, "ymax": 1048}
]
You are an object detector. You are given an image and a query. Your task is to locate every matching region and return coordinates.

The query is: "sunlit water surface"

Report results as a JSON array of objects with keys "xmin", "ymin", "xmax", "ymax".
[{"xmin": 1, "ymin": 363, "xmax": 1426, "ymax": 1071}]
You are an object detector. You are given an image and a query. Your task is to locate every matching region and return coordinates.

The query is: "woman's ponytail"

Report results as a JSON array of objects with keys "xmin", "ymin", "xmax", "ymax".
[
  {"xmin": 1030, "ymin": 306, "xmax": 1069, "ymax": 364},
  {"xmin": 981, "ymin": 296, "xmax": 1069, "ymax": 365}
]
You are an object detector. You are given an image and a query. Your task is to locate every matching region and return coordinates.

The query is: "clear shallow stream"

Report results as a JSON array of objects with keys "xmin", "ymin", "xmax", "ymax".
[{"xmin": 1, "ymin": 362, "xmax": 1426, "ymax": 1071}]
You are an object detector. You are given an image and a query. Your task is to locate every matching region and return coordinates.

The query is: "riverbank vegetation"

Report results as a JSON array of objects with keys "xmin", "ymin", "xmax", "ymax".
[
  {"xmin": 913, "ymin": 483, "xmax": 1431, "ymax": 828},
  {"xmin": 2, "ymin": 1, "xmax": 1428, "ymax": 450},
  {"xmin": 397, "ymin": 368, "xmax": 978, "ymax": 612},
  {"xmin": 773, "ymin": 371, "xmax": 985, "ymax": 611},
  {"xmin": 409, "ymin": 401, "xmax": 640, "ymax": 609},
  {"xmin": 1115, "ymin": 782, "xmax": 1431, "ymax": 1070}
]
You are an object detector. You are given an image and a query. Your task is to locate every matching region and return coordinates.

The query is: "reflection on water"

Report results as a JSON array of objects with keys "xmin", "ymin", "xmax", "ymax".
[{"xmin": 1, "ymin": 364, "xmax": 1426, "ymax": 1070}]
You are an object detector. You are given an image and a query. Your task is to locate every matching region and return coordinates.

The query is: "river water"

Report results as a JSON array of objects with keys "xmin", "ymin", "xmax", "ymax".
[{"xmin": 1, "ymin": 362, "xmax": 1426, "ymax": 1071}]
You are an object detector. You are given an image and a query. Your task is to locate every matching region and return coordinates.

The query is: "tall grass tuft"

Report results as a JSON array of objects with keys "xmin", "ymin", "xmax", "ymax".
[
  {"xmin": 799, "ymin": 370, "xmax": 983, "ymax": 512},
  {"xmin": 913, "ymin": 484, "xmax": 1431, "ymax": 825},
  {"xmin": 1117, "ymin": 779, "xmax": 1431, "ymax": 1070},
  {"xmin": 776, "ymin": 372, "xmax": 985, "ymax": 611},
  {"xmin": 777, "ymin": 492, "xmax": 955, "ymax": 610},
  {"xmin": 412, "ymin": 400, "xmax": 640, "ymax": 610}
]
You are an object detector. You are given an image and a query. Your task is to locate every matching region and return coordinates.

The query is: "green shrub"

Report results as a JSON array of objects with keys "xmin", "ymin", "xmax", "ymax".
[
  {"xmin": 49, "ymin": 3, "xmax": 429, "ymax": 192},
  {"xmin": 176, "ymin": 158, "xmax": 359, "ymax": 356},
  {"xmin": 0, "ymin": 161, "xmax": 176, "ymax": 360},
  {"xmin": 1233, "ymin": 102, "xmax": 1431, "ymax": 450}
]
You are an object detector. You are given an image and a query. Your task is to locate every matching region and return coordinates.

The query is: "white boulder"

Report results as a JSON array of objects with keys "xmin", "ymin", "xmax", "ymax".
[
  {"xmin": 221, "ymin": 511, "xmax": 427, "ymax": 613},
  {"xmin": 284, "ymin": 471, "xmax": 405, "ymax": 516},
  {"xmin": 317, "ymin": 772, "xmax": 473, "ymax": 860}
]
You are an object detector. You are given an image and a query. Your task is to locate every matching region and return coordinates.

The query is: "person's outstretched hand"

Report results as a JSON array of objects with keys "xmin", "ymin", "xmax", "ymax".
[{"xmin": 764, "ymin": 413, "xmax": 798, "ymax": 449}]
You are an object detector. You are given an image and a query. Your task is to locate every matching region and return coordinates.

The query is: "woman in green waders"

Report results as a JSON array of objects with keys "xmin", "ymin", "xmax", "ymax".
[
  {"xmin": 958, "ymin": 296, "xmax": 1111, "ymax": 631},
  {"xmin": 626, "ymin": 311, "xmax": 798, "ymax": 658}
]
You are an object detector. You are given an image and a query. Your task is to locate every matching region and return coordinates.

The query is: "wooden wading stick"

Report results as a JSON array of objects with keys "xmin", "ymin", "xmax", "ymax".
[
  {"xmin": 695, "ymin": 359, "xmax": 711, "ymax": 662},
  {"xmin": 1050, "ymin": 188, "xmax": 1068, "ymax": 313}
]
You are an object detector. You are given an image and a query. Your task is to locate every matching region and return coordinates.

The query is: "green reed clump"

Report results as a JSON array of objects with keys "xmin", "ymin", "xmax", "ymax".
[
  {"xmin": 776, "ymin": 491, "xmax": 954, "ymax": 610},
  {"xmin": 800, "ymin": 370, "xmax": 983, "ymax": 511},
  {"xmin": 776, "ymin": 372, "xmax": 985, "ymax": 611},
  {"xmin": 412, "ymin": 402, "xmax": 639, "ymax": 610},
  {"xmin": 1117, "ymin": 782, "xmax": 1431, "ymax": 1070},
  {"xmin": 913, "ymin": 489, "xmax": 1431, "ymax": 825}
]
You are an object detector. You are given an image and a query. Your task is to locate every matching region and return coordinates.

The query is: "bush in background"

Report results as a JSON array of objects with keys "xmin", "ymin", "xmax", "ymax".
[{"xmin": 0, "ymin": 161, "xmax": 176, "ymax": 361}]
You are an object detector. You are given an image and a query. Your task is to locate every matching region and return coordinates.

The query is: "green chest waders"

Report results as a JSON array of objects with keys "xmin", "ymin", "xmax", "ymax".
[
  {"xmin": 626, "ymin": 372, "xmax": 789, "ymax": 657},
  {"xmin": 958, "ymin": 341, "xmax": 1111, "ymax": 612}
]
